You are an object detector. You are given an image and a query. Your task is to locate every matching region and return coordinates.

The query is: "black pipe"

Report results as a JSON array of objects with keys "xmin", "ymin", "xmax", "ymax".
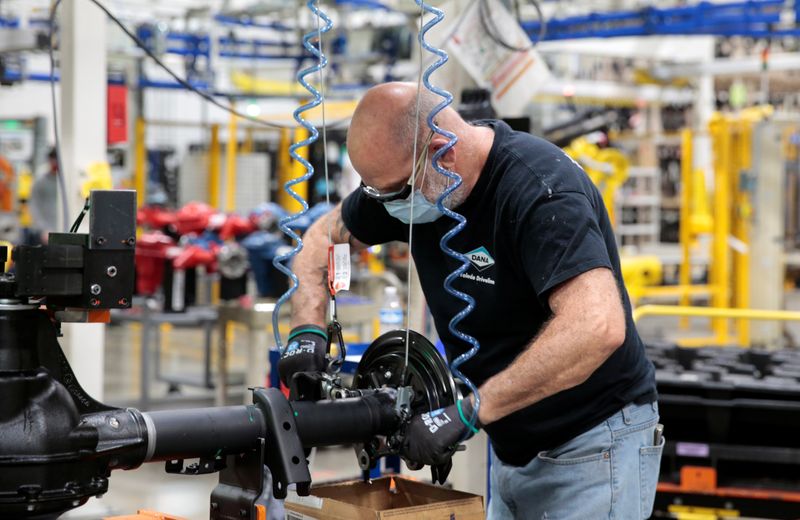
[
  {"xmin": 144, "ymin": 405, "xmax": 265, "ymax": 461},
  {"xmin": 291, "ymin": 393, "xmax": 399, "ymax": 448},
  {"xmin": 143, "ymin": 393, "xmax": 399, "ymax": 460}
]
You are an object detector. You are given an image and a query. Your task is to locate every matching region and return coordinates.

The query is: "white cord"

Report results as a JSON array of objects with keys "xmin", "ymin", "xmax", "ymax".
[
  {"xmin": 403, "ymin": 1, "xmax": 427, "ymax": 380},
  {"xmin": 317, "ymin": 0, "xmax": 333, "ymax": 246}
]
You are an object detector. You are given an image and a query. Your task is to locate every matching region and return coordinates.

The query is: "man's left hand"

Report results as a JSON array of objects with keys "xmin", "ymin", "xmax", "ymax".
[{"xmin": 401, "ymin": 399, "xmax": 480, "ymax": 466}]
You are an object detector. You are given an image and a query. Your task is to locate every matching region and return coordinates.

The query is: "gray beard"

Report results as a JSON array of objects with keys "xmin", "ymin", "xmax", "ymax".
[{"xmin": 422, "ymin": 173, "xmax": 467, "ymax": 210}]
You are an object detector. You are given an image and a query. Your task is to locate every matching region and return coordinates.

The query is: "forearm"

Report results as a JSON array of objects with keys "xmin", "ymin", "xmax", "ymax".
[
  {"xmin": 476, "ymin": 314, "xmax": 619, "ymax": 425},
  {"xmin": 289, "ymin": 202, "xmax": 368, "ymax": 328},
  {"xmin": 289, "ymin": 218, "xmax": 331, "ymax": 328},
  {"xmin": 473, "ymin": 268, "xmax": 626, "ymax": 424}
]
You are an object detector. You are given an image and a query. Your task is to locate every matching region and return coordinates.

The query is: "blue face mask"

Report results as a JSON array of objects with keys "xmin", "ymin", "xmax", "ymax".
[{"xmin": 383, "ymin": 190, "xmax": 443, "ymax": 224}]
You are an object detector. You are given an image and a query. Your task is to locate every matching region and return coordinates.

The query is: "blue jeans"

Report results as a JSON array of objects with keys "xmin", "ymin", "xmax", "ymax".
[{"xmin": 488, "ymin": 401, "xmax": 664, "ymax": 520}]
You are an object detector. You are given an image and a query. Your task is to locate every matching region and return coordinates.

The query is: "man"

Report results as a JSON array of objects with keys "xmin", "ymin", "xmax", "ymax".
[{"xmin": 279, "ymin": 82, "xmax": 662, "ymax": 519}]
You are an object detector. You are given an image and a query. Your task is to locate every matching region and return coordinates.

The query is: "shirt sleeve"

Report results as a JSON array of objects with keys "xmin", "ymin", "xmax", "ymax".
[
  {"xmin": 517, "ymin": 191, "xmax": 613, "ymax": 302},
  {"xmin": 341, "ymin": 189, "xmax": 409, "ymax": 245}
]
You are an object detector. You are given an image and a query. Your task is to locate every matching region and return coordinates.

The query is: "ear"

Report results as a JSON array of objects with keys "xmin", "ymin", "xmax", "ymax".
[{"xmin": 431, "ymin": 136, "xmax": 457, "ymax": 172}]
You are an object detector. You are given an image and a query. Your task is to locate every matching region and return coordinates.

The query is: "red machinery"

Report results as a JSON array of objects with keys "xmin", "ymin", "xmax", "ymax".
[{"xmin": 135, "ymin": 203, "xmax": 257, "ymax": 307}]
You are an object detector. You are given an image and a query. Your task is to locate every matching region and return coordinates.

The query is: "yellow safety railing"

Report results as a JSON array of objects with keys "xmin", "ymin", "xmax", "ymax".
[
  {"xmin": 633, "ymin": 305, "xmax": 800, "ymax": 347},
  {"xmin": 623, "ymin": 109, "xmax": 772, "ymax": 346},
  {"xmin": 634, "ymin": 305, "xmax": 800, "ymax": 323}
]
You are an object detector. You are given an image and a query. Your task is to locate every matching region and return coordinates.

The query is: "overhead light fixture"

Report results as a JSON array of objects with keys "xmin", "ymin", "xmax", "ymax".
[{"xmin": 245, "ymin": 102, "xmax": 261, "ymax": 117}]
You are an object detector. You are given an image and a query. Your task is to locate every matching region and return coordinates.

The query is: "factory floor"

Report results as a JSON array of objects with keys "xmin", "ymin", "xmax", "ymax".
[{"xmin": 62, "ymin": 292, "xmax": 800, "ymax": 519}]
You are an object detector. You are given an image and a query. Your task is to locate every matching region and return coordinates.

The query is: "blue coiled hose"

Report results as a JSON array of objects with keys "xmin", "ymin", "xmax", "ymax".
[
  {"xmin": 273, "ymin": 1, "xmax": 333, "ymax": 351},
  {"xmin": 416, "ymin": 1, "xmax": 481, "ymax": 430}
]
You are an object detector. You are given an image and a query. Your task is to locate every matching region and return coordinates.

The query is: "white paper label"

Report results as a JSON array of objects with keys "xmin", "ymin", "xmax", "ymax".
[{"xmin": 331, "ymin": 243, "xmax": 351, "ymax": 293}]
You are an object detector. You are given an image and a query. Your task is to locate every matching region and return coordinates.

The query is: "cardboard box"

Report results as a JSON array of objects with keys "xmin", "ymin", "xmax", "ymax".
[{"xmin": 284, "ymin": 476, "xmax": 485, "ymax": 520}]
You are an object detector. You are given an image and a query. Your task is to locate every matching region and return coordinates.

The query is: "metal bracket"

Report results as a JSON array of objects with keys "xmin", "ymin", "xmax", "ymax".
[
  {"xmin": 210, "ymin": 439, "xmax": 265, "ymax": 520},
  {"xmin": 394, "ymin": 386, "xmax": 413, "ymax": 422},
  {"xmin": 288, "ymin": 371, "xmax": 328, "ymax": 402},
  {"xmin": 252, "ymin": 388, "xmax": 311, "ymax": 499}
]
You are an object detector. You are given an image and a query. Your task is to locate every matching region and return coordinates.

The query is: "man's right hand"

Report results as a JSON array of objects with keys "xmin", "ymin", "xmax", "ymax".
[
  {"xmin": 278, "ymin": 324, "xmax": 328, "ymax": 386},
  {"xmin": 401, "ymin": 399, "xmax": 480, "ymax": 466}
]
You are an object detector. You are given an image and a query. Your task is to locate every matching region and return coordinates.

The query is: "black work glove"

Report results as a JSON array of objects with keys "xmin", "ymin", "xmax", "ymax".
[
  {"xmin": 401, "ymin": 399, "xmax": 481, "ymax": 466},
  {"xmin": 277, "ymin": 324, "xmax": 328, "ymax": 386}
]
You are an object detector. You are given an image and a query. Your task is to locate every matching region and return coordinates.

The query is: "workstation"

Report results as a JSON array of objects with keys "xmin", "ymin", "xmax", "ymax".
[{"xmin": 2, "ymin": 1, "xmax": 800, "ymax": 519}]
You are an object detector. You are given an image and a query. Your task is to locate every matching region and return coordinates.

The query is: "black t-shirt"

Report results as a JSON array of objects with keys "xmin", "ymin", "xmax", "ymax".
[{"xmin": 342, "ymin": 120, "xmax": 656, "ymax": 466}]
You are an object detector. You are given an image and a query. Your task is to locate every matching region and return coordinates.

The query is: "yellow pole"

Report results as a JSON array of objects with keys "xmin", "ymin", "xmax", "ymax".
[
  {"xmin": 679, "ymin": 128, "xmax": 693, "ymax": 328},
  {"xmin": 209, "ymin": 124, "xmax": 221, "ymax": 208},
  {"xmin": 242, "ymin": 127, "xmax": 254, "ymax": 154},
  {"xmin": 292, "ymin": 128, "xmax": 309, "ymax": 212},
  {"xmin": 225, "ymin": 108, "xmax": 238, "ymax": 212},
  {"xmin": 728, "ymin": 121, "xmax": 739, "ymax": 316},
  {"xmin": 134, "ymin": 117, "xmax": 146, "ymax": 207},
  {"xmin": 710, "ymin": 116, "xmax": 731, "ymax": 341},
  {"xmin": 276, "ymin": 128, "xmax": 290, "ymax": 210},
  {"xmin": 278, "ymin": 128, "xmax": 309, "ymax": 213},
  {"xmin": 733, "ymin": 120, "xmax": 752, "ymax": 345}
]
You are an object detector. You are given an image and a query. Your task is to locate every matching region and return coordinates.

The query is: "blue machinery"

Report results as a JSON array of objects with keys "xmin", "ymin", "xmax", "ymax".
[
  {"xmin": 4, "ymin": 1, "xmax": 800, "ymax": 51},
  {"xmin": 523, "ymin": 0, "xmax": 800, "ymax": 40},
  {"xmin": 6, "ymin": 1, "xmax": 800, "ymax": 88},
  {"xmin": 125, "ymin": 1, "xmax": 800, "ymax": 62}
]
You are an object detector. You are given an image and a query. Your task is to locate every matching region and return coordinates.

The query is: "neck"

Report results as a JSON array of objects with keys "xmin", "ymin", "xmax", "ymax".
[{"xmin": 457, "ymin": 124, "xmax": 495, "ymax": 199}]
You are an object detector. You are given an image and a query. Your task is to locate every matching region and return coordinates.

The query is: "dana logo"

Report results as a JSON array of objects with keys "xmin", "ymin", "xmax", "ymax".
[{"xmin": 466, "ymin": 246, "xmax": 495, "ymax": 271}]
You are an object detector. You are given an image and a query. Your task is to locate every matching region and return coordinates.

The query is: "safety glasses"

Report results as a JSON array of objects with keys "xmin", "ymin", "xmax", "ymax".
[{"xmin": 360, "ymin": 129, "xmax": 435, "ymax": 202}]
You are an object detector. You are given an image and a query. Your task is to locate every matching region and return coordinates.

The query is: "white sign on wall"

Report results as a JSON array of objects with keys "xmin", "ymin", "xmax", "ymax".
[{"xmin": 446, "ymin": 0, "xmax": 551, "ymax": 117}]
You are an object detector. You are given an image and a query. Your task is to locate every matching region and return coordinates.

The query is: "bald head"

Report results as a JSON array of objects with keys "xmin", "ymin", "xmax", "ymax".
[
  {"xmin": 346, "ymin": 82, "xmax": 494, "ymax": 210},
  {"xmin": 347, "ymin": 82, "xmax": 446, "ymax": 193}
]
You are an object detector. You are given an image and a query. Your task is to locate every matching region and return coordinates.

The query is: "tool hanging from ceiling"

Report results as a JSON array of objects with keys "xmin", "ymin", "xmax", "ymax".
[
  {"xmin": 414, "ymin": 0, "xmax": 482, "ymax": 430},
  {"xmin": 272, "ymin": 0, "xmax": 333, "ymax": 352},
  {"xmin": 269, "ymin": 0, "xmax": 482, "ymax": 430}
]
